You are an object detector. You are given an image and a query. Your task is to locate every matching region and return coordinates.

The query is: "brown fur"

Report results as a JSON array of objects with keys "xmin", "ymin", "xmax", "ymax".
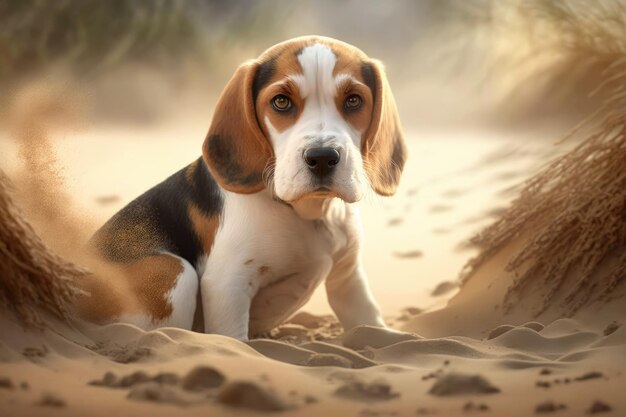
[
  {"xmin": 360, "ymin": 60, "xmax": 407, "ymax": 195},
  {"xmin": 187, "ymin": 203, "xmax": 219, "ymax": 254},
  {"xmin": 78, "ymin": 254, "xmax": 184, "ymax": 322},
  {"xmin": 202, "ymin": 62, "xmax": 274, "ymax": 194}
]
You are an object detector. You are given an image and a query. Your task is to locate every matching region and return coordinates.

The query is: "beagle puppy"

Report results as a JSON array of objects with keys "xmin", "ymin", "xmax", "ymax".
[{"xmin": 81, "ymin": 36, "xmax": 406, "ymax": 340}]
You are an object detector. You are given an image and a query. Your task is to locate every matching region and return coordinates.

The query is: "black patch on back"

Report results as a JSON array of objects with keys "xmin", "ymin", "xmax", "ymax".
[
  {"xmin": 252, "ymin": 57, "xmax": 277, "ymax": 102},
  {"xmin": 205, "ymin": 134, "xmax": 263, "ymax": 186},
  {"xmin": 90, "ymin": 158, "xmax": 223, "ymax": 268}
]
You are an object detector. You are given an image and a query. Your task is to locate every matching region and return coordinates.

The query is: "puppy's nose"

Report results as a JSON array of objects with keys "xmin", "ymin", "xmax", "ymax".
[{"xmin": 303, "ymin": 147, "xmax": 341, "ymax": 177}]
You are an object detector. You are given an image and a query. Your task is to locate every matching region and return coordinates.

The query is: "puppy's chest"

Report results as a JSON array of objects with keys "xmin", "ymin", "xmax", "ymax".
[
  {"xmin": 210, "ymin": 194, "xmax": 354, "ymax": 289},
  {"xmin": 246, "ymin": 215, "xmax": 347, "ymax": 289}
]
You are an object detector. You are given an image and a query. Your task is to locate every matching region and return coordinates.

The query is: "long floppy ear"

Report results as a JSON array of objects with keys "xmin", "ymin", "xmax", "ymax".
[
  {"xmin": 202, "ymin": 60, "xmax": 273, "ymax": 194},
  {"xmin": 361, "ymin": 59, "xmax": 407, "ymax": 196}
]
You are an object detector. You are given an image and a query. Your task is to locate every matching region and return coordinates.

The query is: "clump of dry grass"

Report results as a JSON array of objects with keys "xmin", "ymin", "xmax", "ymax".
[
  {"xmin": 0, "ymin": 170, "xmax": 88, "ymax": 328},
  {"xmin": 0, "ymin": 82, "xmax": 90, "ymax": 328},
  {"xmin": 461, "ymin": 0, "xmax": 626, "ymax": 316}
]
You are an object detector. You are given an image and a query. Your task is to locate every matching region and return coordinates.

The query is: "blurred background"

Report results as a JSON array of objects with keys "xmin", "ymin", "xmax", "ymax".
[{"xmin": 0, "ymin": 0, "xmax": 621, "ymax": 315}]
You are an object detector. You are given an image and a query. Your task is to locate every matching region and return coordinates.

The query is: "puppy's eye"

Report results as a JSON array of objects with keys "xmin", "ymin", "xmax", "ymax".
[
  {"xmin": 271, "ymin": 95, "xmax": 292, "ymax": 112},
  {"xmin": 344, "ymin": 94, "xmax": 363, "ymax": 111}
]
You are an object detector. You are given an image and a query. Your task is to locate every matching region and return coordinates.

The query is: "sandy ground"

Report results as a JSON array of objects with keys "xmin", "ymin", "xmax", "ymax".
[
  {"xmin": 1, "ymin": 113, "xmax": 623, "ymax": 416},
  {"xmin": 0, "ymin": 296, "xmax": 623, "ymax": 416}
]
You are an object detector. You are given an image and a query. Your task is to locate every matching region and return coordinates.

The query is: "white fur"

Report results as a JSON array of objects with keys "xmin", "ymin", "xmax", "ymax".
[
  {"xmin": 163, "ymin": 256, "xmax": 198, "ymax": 328},
  {"xmin": 268, "ymin": 44, "xmax": 368, "ymax": 204},
  {"xmin": 199, "ymin": 189, "xmax": 384, "ymax": 339}
]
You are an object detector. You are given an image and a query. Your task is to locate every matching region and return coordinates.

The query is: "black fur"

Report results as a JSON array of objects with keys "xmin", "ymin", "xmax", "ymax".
[
  {"xmin": 252, "ymin": 57, "xmax": 277, "ymax": 103},
  {"xmin": 90, "ymin": 158, "xmax": 223, "ymax": 268},
  {"xmin": 360, "ymin": 62, "xmax": 377, "ymax": 102}
]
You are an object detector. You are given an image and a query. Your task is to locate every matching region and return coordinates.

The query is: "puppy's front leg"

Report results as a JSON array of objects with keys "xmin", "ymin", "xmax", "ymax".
[
  {"xmin": 200, "ymin": 267, "xmax": 256, "ymax": 340},
  {"xmin": 326, "ymin": 258, "xmax": 386, "ymax": 331}
]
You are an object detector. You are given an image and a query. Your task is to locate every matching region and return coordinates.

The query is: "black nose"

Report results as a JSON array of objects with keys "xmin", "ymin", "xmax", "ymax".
[{"xmin": 303, "ymin": 147, "xmax": 340, "ymax": 177}]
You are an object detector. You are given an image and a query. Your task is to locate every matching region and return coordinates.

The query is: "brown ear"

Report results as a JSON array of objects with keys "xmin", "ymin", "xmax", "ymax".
[
  {"xmin": 202, "ymin": 60, "xmax": 273, "ymax": 194},
  {"xmin": 361, "ymin": 60, "xmax": 407, "ymax": 196}
]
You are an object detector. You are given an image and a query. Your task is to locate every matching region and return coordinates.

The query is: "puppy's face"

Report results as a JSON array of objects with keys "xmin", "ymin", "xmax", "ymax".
[
  {"xmin": 203, "ymin": 36, "xmax": 406, "ymax": 202},
  {"xmin": 255, "ymin": 43, "xmax": 374, "ymax": 203}
]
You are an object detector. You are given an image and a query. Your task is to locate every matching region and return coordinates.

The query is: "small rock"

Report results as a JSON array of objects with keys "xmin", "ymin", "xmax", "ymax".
[
  {"xmin": 575, "ymin": 372, "xmax": 604, "ymax": 382},
  {"xmin": 23, "ymin": 345, "xmax": 48, "ymax": 359},
  {"xmin": 89, "ymin": 371, "xmax": 118, "ymax": 387},
  {"xmin": 539, "ymin": 369, "xmax": 553, "ymax": 376},
  {"xmin": 307, "ymin": 353, "xmax": 353, "ymax": 368},
  {"xmin": 487, "ymin": 325, "xmax": 515, "ymax": 340},
  {"xmin": 335, "ymin": 380, "xmax": 399, "ymax": 401},
  {"xmin": 37, "ymin": 393, "xmax": 66, "ymax": 408},
  {"xmin": 603, "ymin": 322, "xmax": 621, "ymax": 336},
  {"xmin": 118, "ymin": 371, "xmax": 151, "ymax": 388},
  {"xmin": 463, "ymin": 401, "xmax": 490, "ymax": 412},
  {"xmin": 182, "ymin": 366, "xmax": 225, "ymax": 391},
  {"xmin": 127, "ymin": 382, "xmax": 188, "ymax": 406},
  {"xmin": 429, "ymin": 373, "xmax": 500, "ymax": 396},
  {"xmin": 0, "ymin": 377, "xmax": 13, "ymax": 390},
  {"xmin": 587, "ymin": 400, "xmax": 612, "ymax": 414},
  {"xmin": 217, "ymin": 381, "xmax": 290, "ymax": 412},
  {"xmin": 535, "ymin": 401, "xmax": 566, "ymax": 413},
  {"xmin": 536, "ymin": 381, "xmax": 551, "ymax": 388}
]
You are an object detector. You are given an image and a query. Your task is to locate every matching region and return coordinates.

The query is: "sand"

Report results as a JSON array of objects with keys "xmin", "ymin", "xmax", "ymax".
[{"xmin": 0, "ymin": 292, "xmax": 624, "ymax": 417}]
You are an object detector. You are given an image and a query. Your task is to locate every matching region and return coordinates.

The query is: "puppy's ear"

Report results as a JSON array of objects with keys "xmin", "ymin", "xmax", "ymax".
[
  {"xmin": 203, "ymin": 60, "xmax": 272, "ymax": 193},
  {"xmin": 361, "ymin": 59, "xmax": 407, "ymax": 196}
]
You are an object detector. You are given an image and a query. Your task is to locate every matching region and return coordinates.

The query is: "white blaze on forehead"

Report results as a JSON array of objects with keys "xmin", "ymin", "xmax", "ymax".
[
  {"xmin": 291, "ymin": 44, "xmax": 339, "ymax": 99},
  {"xmin": 266, "ymin": 43, "xmax": 368, "ymax": 204}
]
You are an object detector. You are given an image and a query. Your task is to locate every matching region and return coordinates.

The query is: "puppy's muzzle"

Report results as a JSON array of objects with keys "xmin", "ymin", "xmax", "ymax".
[{"xmin": 303, "ymin": 147, "xmax": 340, "ymax": 178}]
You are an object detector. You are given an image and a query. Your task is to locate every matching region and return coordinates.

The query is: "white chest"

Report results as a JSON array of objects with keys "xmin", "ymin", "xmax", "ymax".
[{"xmin": 203, "ymin": 191, "xmax": 358, "ymax": 333}]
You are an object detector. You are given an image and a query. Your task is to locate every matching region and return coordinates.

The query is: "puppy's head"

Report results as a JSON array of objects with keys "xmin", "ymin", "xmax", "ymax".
[{"xmin": 203, "ymin": 36, "xmax": 406, "ymax": 203}]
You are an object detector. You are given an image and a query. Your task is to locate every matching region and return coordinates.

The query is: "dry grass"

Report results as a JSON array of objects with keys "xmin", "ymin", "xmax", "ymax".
[
  {"xmin": 0, "ymin": 81, "xmax": 90, "ymax": 328},
  {"xmin": 461, "ymin": 0, "xmax": 626, "ymax": 316},
  {"xmin": 0, "ymin": 171, "xmax": 88, "ymax": 328}
]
